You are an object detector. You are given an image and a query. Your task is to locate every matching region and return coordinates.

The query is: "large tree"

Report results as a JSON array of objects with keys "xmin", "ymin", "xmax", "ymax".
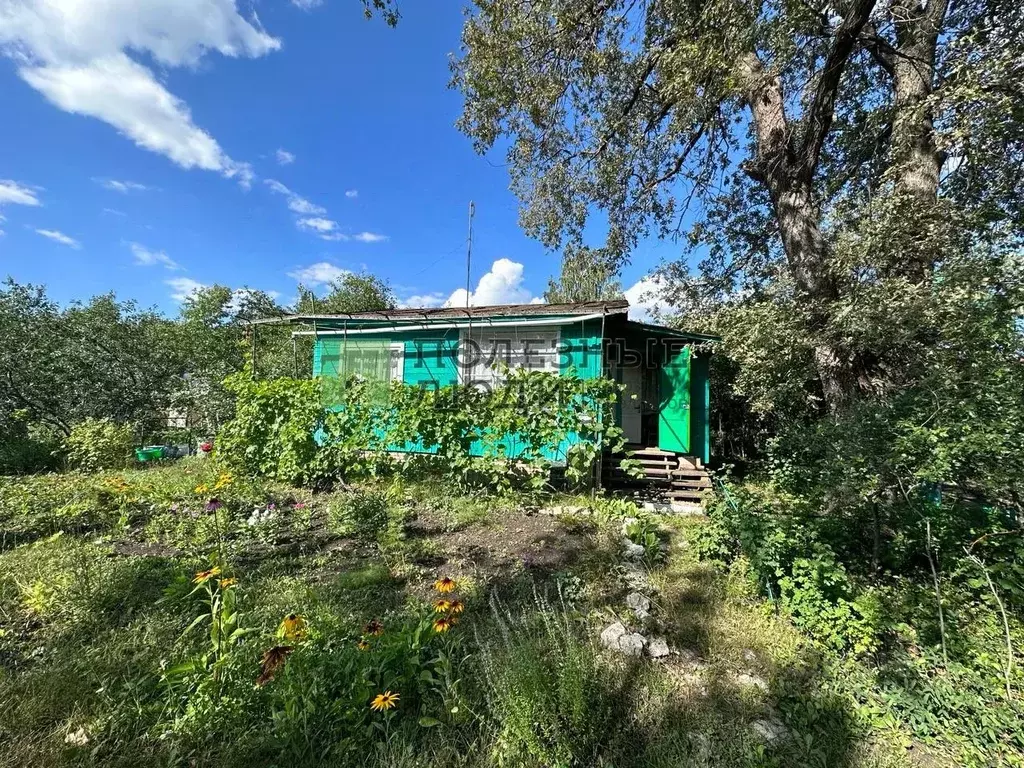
[{"xmin": 453, "ymin": 0, "xmax": 1024, "ymax": 411}]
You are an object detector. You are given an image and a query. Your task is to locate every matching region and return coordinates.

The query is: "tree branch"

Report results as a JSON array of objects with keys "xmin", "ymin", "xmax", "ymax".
[{"xmin": 800, "ymin": 0, "xmax": 879, "ymax": 177}]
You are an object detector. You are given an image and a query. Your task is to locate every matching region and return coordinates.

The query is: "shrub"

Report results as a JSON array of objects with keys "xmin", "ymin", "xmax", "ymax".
[
  {"xmin": 479, "ymin": 590, "xmax": 632, "ymax": 766},
  {"xmin": 64, "ymin": 417, "xmax": 134, "ymax": 472}
]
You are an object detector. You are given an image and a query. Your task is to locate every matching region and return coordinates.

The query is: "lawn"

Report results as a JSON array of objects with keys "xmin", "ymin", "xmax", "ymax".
[{"xmin": 1, "ymin": 458, "xmax": 919, "ymax": 767}]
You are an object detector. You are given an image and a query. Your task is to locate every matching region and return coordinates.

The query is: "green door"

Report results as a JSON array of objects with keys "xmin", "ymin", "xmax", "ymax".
[{"xmin": 658, "ymin": 346, "xmax": 690, "ymax": 453}]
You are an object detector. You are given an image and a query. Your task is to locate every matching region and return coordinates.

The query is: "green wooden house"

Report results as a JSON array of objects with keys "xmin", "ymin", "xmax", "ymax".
[{"xmin": 272, "ymin": 300, "xmax": 716, "ymax": 484}]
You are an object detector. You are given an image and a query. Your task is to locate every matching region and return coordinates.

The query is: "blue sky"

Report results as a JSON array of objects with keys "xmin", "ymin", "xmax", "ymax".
[{"xmin": 0, "ymin": 0, "xmax": 672, "ymax": 315}]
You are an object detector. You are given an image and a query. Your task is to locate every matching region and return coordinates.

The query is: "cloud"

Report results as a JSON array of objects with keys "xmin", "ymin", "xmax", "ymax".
[
  {"xmin": 130, "ymin": 242, "xmax": 179, "ymax": 270},
  {"xmin": 0, "ymin": 179, "xmax": 42, "ymax": 207},
  {"xmin": 0, "ymin": 1, "xmax": 279, "ymax": 184},
  {"xmin": 351, "ymin": 231, "xmax": 387, "ymax": 243},
  {"xmin": 400, "ymin": 292, "xmax": 447, "ymax": 309},
  {"xmin": 287, "ymin": 261, "xmax": 349, "ymax": 287},
  {"xmin": 96, "ymin": 178, "xmax": 150, "ymax": 193},
  {"xmin": 275, "ymin": 149, "xmax": 295, "ymax": 165},
  {"xmin": 623, "ymin": 274, "xmax": 672, "ymax": 322},
  {"xmin": 444, "ymin": 258, "xmax": 537, "ymax": 307},
  {"xmin": 166, "ymin": 277, "xmax": 208, "ymax": 302},
  {"xmin": 35, "ymin": 228, "xmax": 81, "ymax": 248},
  {"xmin": 265, "ymin": 179, "xmax": 326, "ymax": 215},
  {"xmin": 298, "ymin": 217, "xmax": 338, "ymax": 233},
  {"xmin": 345, "ymin": 189, "xmax": 358, "ymax": 198},
  {"xmin": 291, "ymin": 0, "xmax": 324, "ymax": 9},
  {"xmin": 103, "ymin": 207, "xmax": 127, "ymax": 216}
]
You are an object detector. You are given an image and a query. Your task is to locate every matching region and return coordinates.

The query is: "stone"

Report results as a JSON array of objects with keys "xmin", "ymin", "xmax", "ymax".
[
  {"xmin": 735, "ymin": 672, "xmax": 769, "ymax": 691},
  {"xmin": 621, "ymin": 563, "xmax": 651, "ymax": 591},
  {"xmin": 625, "ymin": 591, "xmax": 652, "ymax": 620},
  {"xmin": 617, "ymin": 632, "xmax": 647, "ymax": 656},
  {"xmin": 621, "ymin": 538, "xmax": 646, "ymax": 561},
  {"xmin": 742, "ymin": 649, "xmax": 758, "ymax": 664},
  {"xmin": 600, "ymin": 622, "xmax": 627, "ymax": 650},
  {"xmin": 751, "ymin": 718, "xmax": 788, "ymax": 745},
  {"xmin": 676, "ymin": 647, "xmax": 703, "ymax": 666},
  {"xmin": 646, "ymin": 636, "xmax": 670, "ymax": 658}
]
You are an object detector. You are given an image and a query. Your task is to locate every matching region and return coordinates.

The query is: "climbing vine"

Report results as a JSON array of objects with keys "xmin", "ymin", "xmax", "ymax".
[{"xmin": 217, "ymin": 369, "xmax": 631, "ymax": 493}]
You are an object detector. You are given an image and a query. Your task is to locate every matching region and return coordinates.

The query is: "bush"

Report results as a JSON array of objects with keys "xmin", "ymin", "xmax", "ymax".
[
  {"xmin": 64, "ymin": 417, "xmax": 134, "ymax": 472},
  {"xmin": 479, "ymin": 591, "xmax": 632, "ymax": 766},
  {"xmin": 0, "ymin": 417, "xmax": 61, "ymax": 475}
]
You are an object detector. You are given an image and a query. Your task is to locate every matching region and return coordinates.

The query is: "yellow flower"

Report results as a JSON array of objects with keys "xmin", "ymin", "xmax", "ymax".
[
  {"xmin": 356, "ymin": 638, "xmax": 371, "ymax": 651},
  {"xmin": 195, "ymin": 484, "xmax": 209, "ymax": 494},
  {"xmin": 218, "ymin": 577, "xmax": 238, "ymax": 589},
  {"xmin": 370, "ymin": 691, "xmax": 400, "ymax": 711},
  {"xmin": 433, "ymin": 599, "xmax": 452, "ymax": 613},
  {"xmin": 433, "ymin": 577, "xmax": 457, "ymax": 594},
  {"xmin": 448, "ymin": 599, "xmax": 465, "ymax": 614},
  {"xmin": 278, "ymin": 613, "xmax": 308, "ymax": 643},
  {"xmin": 432, "ymin": 616, "xmax": 456, "ymax": 633},
  {"xmin": 193, "ymin": 566, "xmax": 222, "ymax": 584},
  {"xmin": 213, "ymin": 472, "xmax": 234, "ymax": 490}
]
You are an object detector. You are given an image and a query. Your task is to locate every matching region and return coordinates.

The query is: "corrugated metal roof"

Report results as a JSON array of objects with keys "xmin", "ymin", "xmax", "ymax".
[{"xmin": 252, "ymin": 299, "xmax": 629, "ymax": 325}]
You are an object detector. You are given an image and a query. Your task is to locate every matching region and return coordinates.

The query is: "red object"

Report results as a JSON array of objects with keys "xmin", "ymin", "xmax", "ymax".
[{"xmin": 200, "ymin": 442, "xmax": 213, "ymax": 453}]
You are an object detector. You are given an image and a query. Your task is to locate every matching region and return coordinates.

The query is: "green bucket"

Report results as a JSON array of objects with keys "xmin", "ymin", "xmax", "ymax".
[{"xmin": 135, "ymin": 446, "xmax": 165, "ymax": 462}]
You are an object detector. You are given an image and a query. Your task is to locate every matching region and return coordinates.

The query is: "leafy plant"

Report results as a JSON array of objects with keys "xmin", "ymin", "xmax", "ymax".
[{"xmin": 65, "ymin": 417, "xmax": 134, "ymax": 472}]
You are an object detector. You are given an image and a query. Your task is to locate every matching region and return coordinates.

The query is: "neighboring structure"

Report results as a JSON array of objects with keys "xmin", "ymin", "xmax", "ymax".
[{"xmin": 267, "ymin": 300, "xmax": 716, "ymax": 498}]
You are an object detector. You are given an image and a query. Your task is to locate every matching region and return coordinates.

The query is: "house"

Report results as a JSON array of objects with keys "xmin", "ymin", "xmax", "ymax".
[{"xmin": 268, "ymin": 299, "xmax": 717, "ymax": 501}]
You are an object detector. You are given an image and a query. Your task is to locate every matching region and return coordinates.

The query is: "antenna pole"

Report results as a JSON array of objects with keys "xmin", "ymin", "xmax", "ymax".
[{"xmin": 465, "ymin": 201, "xmax": 475, "ymax": 308}]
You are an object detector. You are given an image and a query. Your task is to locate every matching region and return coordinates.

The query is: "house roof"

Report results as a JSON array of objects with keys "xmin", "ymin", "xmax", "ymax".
[{"xmin": 252, "ymin": 299, "xmax": 629, "ymax": 325}]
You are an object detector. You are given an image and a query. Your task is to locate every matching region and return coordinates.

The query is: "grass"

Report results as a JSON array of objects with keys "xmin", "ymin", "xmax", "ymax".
[{"xmin": 0, "ymin": 459, "xmax": 939, "ymax": 767}]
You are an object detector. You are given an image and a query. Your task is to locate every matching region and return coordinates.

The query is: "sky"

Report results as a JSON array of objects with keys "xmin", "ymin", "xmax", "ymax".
[{"xmin": 0, "ymin": 0, "xmax": 676, "ymax": 317}]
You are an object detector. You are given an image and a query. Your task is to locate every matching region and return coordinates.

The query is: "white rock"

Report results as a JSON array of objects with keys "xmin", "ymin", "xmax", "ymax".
[
  {"xmin": 625, "ymin": 591, "xmax": 652, "ymax": 616},
  {"xmin": 617, "ymin": 632, "xmax": 647, "ymax": 656},
  {"xmin": 751, "ymin": 718, "xmax": 788, "ymax": 745},
  {"xmin": 621, "ymin": 538, "xmax": 646, "ymax": 561},
  {"xmin": 647, "ymin": 636, "xmax": 671, "ymax": 658},
  {"xmin": 735, "ymin": 672, "xmax": 769, "ymax": 691},
  {"xmin": 600, "ymin": 622, "xmax": 627, "ymax": 649}
]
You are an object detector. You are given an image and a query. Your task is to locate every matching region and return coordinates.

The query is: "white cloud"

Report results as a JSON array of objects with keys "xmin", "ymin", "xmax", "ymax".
[
  {"xmin": 275, "ymin": 148, "xmax": 295, "ymax": 165},
  {"xmin": 265, "ymin": 179, "xmax": 326, "ymax": 215},
  {"xmin": 444, "ymin": 258, "xmax": 536, "ymax": 307},
  {"xmin": 287, "ymin": 261, "xmax": 349, "ymax": 287},
  {"xmin": 298, "ymin": 216, "xmax": 337, "ymax": 233},
  {"xmin": 130, "ymin": 242, "xmax": 179, "ymax": 270},
  {"xmin": 166, "ymin": 276, "xmax": 208, "ymax": 302},
  {"xmin": 400, "ymin": 292, "xmax": 447, "ymax": 309},
  {"xmin": 345, "ymin": 189, "xmax": 358, "ymax": 198},
  {"xmin": 0, "ymin": 179, "xmax": 42, "ymax": 207},
  {"xmin": 351, "ymin": 231, "xmax": 387, "ymax": 243},
  {"xmin": 96, "ymin": 178, "xmax": 150, "ymax": 193},
  {"xmin": 291, "ymin": 0, "xmax": 324, "ymax": 9},
  {"xmin": 103, "ymin": 207, "xmax": 127, "ymax": 216},
  {"xmin": 35, "ymin": 228, "xmax": 81, "ymax": 248},
  {"xmin": 623, "ymin": 274, "xmax": 672, "ymax": 322},
  {"xmin": 0, "ymin": 1, "xmax": 280, "ymax": 184}
]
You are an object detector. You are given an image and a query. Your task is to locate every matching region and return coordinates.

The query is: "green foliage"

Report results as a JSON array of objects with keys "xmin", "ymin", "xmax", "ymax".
[
  {"xmin": 480, "ymin": 591, "xmax": 631, "ymax": 766},
  {"xmin": 218, "ymin": 368, "xmax": 629, "ymax": 494},
  {"xmin": 65, "ymin": 418, "xmax": 134, "ymax": 472}
]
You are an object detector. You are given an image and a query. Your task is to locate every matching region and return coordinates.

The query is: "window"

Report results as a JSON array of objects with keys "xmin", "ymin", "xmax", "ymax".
[
  {"xmin": 459, "ymin": 327, "xmax": 560, "ymax": 390},
  {"xmin": 319, "ymin": 339, "xmax": 404, "ymax": 387}
]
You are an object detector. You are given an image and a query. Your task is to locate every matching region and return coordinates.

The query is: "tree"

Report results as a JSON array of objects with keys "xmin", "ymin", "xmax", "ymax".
[
  {"xmin": 544, "ymin": 244, "xmax": 624, "ymax": 303},
  {"xmin": 453, "ymin": 0, "xmax": 1024, "ymax": 411},
  {"xmin": 295, "ymin": 273, "xmax": 398, "ymax": 315}
]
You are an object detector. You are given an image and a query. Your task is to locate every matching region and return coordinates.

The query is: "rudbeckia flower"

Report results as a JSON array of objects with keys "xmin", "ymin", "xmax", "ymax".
[
  {"xmin": 364, "ymin": 619, "xmax": 384, "ymax": 637},
  {"xmin": 193, "ymin": 566, "xmax": 222, "ymax": 584},
  {"xmin": 433, "ymin": 577, "xmax": 457, "ymax": 593},
  {"xmin": 370, "ymin": 691, "xmax": 400, "ymax": 711},
  {"xmin": 278, "ymin": 613, "xmax": 308, "ymax": 643}
]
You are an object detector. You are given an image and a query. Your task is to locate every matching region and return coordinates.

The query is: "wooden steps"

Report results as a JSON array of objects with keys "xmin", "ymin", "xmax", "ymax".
[{"xmin": 602, "ymin": 446, "xmax": 712, "ymax": 506}]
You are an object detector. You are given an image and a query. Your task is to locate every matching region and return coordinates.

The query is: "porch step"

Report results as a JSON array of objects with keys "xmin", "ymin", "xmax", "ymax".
[{"xmin": 602, "ymin": 448, "xmax": 713, "ymax": 508}]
